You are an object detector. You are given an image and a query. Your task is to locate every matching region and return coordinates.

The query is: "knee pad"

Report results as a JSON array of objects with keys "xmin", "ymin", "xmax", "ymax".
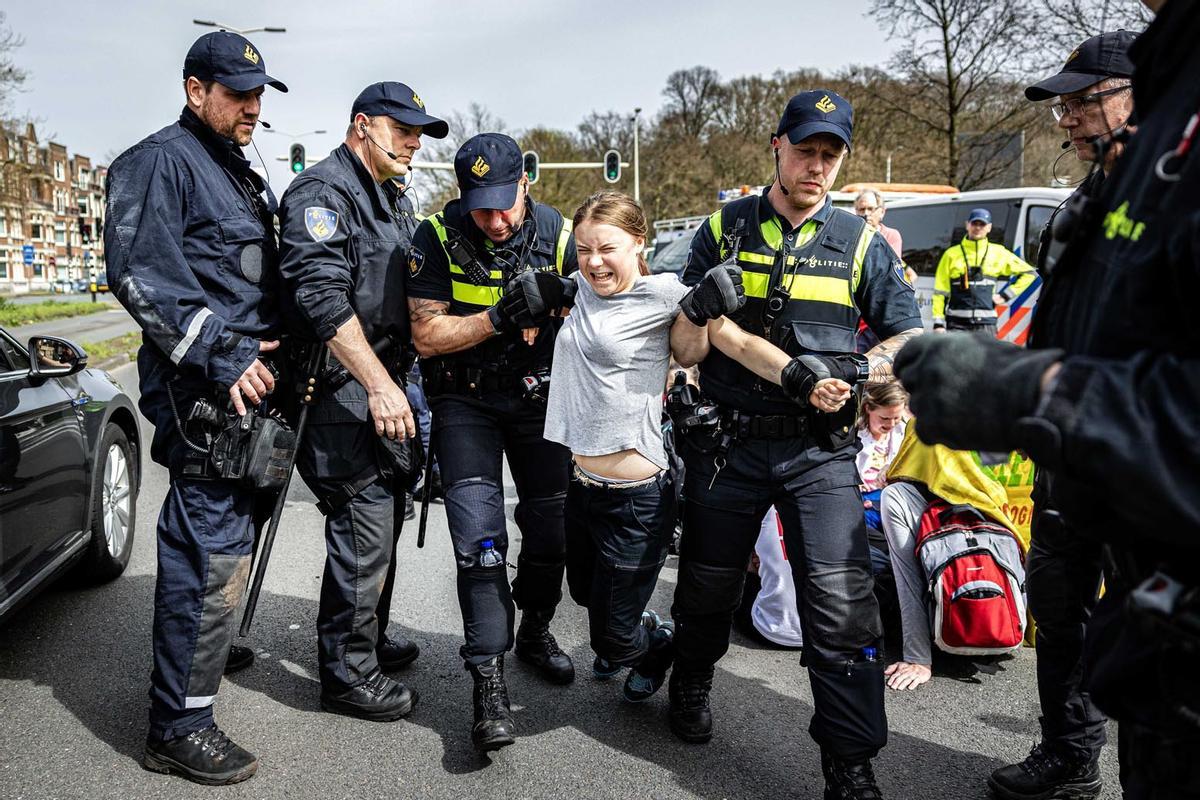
[
  {"xmin": 673, "ymin": 560, "xmax": 746, "ymax": 618},
  {"xmin": 444, "ymin": 476, "xmax": 508, "ymax": 568},
  {"xmin": 803, "ymin": 564, "xmax": 882, "ymax": 660}
]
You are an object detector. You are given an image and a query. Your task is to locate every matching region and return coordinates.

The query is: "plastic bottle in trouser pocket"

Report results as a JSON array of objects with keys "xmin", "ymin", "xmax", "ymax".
[{"xmin": 750, "ymin": 507, "xmax": 805, "ymax": 648}]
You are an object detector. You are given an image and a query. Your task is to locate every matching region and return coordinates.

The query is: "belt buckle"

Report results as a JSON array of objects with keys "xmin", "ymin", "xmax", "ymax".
[{"xmin": 761, "ymin": 416, "xmax": 781, "ymax": 438}]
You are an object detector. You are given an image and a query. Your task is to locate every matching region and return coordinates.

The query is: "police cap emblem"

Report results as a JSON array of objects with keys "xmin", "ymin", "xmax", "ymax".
[
  {"xmin": 304, "ymin": 207, "xmax": 339, "ymax": 243},
  {"xmin": 471, "ymin": 156, "xmax": 490, "ymax": 178}
]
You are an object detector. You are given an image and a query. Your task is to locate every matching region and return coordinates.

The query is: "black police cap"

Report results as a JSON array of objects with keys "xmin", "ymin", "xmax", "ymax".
[
  {"xmin": 351, "ymin": 82, "xmax": 448, "ymax": 139},
  {"xmin": 776, "ymin": 89, "xmax": 853, "ymax": 150},
  {"xmin": 454, "ymin": 133, "xmax": 524, "ymax": 213},
  {"xmin": 183, "ymin": 31, "xmax": 287, "ymax": 93},
  {"xmin": 1025, "ymin": 30, "xmax": 1136, "ymax": 101}
]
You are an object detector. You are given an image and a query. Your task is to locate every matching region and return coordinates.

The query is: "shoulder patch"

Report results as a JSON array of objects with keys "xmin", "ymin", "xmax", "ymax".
[
  {"xmin": 304, "ymin": 207, "xmax": 339, "ymax": 243},
  {"xmin": 409, "ymin": 247, "xmax": 425, "ymax": 277},
  {"xmin": 894, "ymin": 260, "xmax": 911, "ymax": 285}
]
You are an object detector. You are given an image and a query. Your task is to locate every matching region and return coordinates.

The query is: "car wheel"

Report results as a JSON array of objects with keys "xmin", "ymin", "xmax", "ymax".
[{"xmin": 76, "ymin": 423, "xmax": 137, "ymax": 583}]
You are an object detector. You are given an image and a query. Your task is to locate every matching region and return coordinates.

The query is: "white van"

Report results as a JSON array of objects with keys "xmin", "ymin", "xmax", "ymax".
[{"xmin": 884, "ymin": 188, "xmax": 1071, "ymax": 343}]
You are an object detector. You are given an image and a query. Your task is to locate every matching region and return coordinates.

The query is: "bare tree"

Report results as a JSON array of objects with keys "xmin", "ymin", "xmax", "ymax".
[
  {"xmin": 1032, "ymin": 0, "xmax": 1150, "ymax": 69},
  {"xmin": 660, "ymin": 66, "xmax": 723, "ymax": 138},
  {"xmin": 0, "ymin": 12, "xmax": 27, "ymax": 113},
  {"xmin": 868, "ymin": 0, "xmax": 1044, "ymax": 189}
]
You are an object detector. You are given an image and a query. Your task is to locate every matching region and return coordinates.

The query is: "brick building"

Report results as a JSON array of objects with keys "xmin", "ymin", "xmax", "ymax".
[{"xmin": 0, "ymin": 123, "xmax": 106, "ymax": 294}]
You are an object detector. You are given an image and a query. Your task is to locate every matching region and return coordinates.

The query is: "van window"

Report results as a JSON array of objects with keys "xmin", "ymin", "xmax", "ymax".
[
  {"xmin": 1024, "ymin": 204, "xmax": 1056, "ymax": 268},
  {"xmin": 886, "ymin": 199, "xmax": 1021, "ymax": 277}
]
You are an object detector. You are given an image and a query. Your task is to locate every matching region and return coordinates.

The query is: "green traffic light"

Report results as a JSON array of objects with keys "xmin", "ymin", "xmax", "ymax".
[{"xmin": 292, "ymin": 161, "xmax": 304, "ymax": 174}]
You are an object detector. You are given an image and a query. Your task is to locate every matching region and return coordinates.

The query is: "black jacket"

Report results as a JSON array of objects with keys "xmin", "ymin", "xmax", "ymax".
[{"xmin": 1027, "ymin": 0, "xmax": 1200, "ymax": 555}]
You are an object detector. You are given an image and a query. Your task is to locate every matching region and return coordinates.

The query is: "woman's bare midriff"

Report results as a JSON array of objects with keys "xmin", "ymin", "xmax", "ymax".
[{"xmin": 574, "ymin": 449, "xmax": 661, "ymax": 481}]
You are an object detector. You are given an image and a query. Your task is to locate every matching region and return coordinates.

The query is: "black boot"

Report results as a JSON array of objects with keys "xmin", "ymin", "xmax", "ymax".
[
  {"xmin": 987, "ymin": 742, "xmax": 1101, "ymax": 800},
  {"xmin": 668, "ymin": 668, "xmax": 713, "ymax": 743},
  {"xmin": 320, "ymin": 668, "xmax": 418, "ymax": 722},
  {"xmin": 224, "ymin": 644, "xmax": 254, "ymax": 675},
  {"xmin": 821, "ymin": 751, "xmax": 883, "ymax": 800},
  {"xmin": 143, "ymin": 724, "xmax": 258, "ymax": 785},
  {"xmin": 515, "ymin": 609, "xmax": 575, "ymax": 685},
  {"xmin": 468, "ymin": 656, "xmax": 515, "ymax": 751},
  {"xmin": 377, "ymin": 635, "xmax": 420, "ymax": 671}
]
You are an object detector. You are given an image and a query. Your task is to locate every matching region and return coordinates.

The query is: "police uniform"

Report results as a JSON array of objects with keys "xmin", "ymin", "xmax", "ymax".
[
  {"xmin": 104, "ymin": 32, "xmax": 286, "ymax": 783},
  {"xmin": 277, "ymin": 83, "xmax": 446, "ymax": 711},
  {"xmin": 671, "ymin": 91, "xmax": 921, "ymax": 776},
  {"xmin": 984, "ymin": 32, "xmax": 1138, "ymax": 800},
  {"xmin": 931, "ymin": 209, "xmax": 1035, "ymax": 334},
  {"xmin": 897, "ymin": 6, "xmax": 1200, "ymax": 795},
  {"xmin": 407, "ymin": 134, "xmax": 577, "ymax": 746}
]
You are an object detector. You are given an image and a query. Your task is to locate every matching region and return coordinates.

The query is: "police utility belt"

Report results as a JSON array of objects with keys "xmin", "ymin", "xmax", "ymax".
[{"xmin": 422, "ymin": 358, "xmax": 552, "ymax": 406}]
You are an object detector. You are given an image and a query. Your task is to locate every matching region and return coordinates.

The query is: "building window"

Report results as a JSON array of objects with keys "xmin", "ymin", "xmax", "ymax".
[
  {"xmin": 54, "ymin": 161, "xmax": 64, "ymax": 181},
  {"xmin": 77, "ymin": 197, "xmax": 88, "ymax": 215},
  {"xmin": 0, "ymin": 252, "xmax": 7, "ymax": 279},
  {"xmin": 30, "ymin": 222, "xmax": 41, "ymax": 240},
  {"xmin": 78, "ymin": 167, "xmax": 89, "ymax": 184},
  {"xmin": 55, "ymin": 222, "xmax": 65, "ymax": 244},
  {"xmin": 0, "ymin": 217, "xmax": 6, "ymax": 238},
  {"xmin": 33, "ymin": 259, "xmax": 42, "ymax": 278}
]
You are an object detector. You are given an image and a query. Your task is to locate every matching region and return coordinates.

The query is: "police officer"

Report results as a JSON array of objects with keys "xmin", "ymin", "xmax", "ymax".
[
  {"xmin": 931, "ymin": 208, "xmax": 1035, "ymax": 335},
  {"xmin": 896, "ymin": 1, "xmax": 1200, "ymax": 795},
  {"xmin": 985, "ymin": 31, "xmax": 1135, "ymax": 800},
  {"xmin": 277, "ymin": 82, "xmax": 447, "ymax": 721},
  {"xmin": 407, "ymin": 133, "xmax": 577, "ymax": 751},
  {"xmin": 670, "ymin": 90, "xmax": 923, "ymax": 798},
  {"xmin": 105, "ymin": 32, "xmax": 287, "ymax": 784}
]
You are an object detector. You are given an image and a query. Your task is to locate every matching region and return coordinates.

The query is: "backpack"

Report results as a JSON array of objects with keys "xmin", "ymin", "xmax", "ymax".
[{"xmin": 915, "ymin": 501, "xmax": 1027, "ymax": 656}]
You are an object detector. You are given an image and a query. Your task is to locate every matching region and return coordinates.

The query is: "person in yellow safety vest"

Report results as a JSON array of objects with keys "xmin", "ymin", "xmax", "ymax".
[{"xmin": 932, "ymin": 207, "xmax": 1036, "ymax": 336}]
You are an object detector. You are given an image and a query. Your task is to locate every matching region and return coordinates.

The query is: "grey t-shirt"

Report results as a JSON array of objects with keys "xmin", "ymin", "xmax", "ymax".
[{"xmin": 544, "ymin": 272, "xmax": 689, "ymax": 470}]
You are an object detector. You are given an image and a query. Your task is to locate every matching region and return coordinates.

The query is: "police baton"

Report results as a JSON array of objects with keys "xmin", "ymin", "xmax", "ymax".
[
  {"xmin": 240, "ymin": 344, "xmax": 328, "ymax": 637},
  {"xmin": 416, "ymin": 428, "xmax": 436, "ymax": 548}
]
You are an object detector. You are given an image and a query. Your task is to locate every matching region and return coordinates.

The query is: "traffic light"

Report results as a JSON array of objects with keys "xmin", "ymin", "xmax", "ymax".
[
  {"xmin": 523, "ymin": 150, "xmax": 540, "ymax": 184},
  {"xmin": 289, "ymin": 143, "xmax": 306, "ymax": 174},
  {"xmin": 603, "ymin": 149, "xmax": 621, "ymax": 184}
]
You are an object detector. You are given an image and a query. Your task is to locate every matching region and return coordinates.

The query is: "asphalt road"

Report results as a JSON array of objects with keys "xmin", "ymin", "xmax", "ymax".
[{"xmin": 0, "ymin": 361, "xmax": 1121, "ymax": 800}]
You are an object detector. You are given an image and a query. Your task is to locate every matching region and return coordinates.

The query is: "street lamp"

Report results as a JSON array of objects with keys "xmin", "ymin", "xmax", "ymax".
[
  {"xmin": 263, "ymin": 128, "xmax": 327, "ymax": 139},
  {"xmin": 193, "ymin": 19, "xmax": 286, "ymax": 34},
  {"xmin": 631, "ymin": 107, "xmax": 642, "ymax": 204}
]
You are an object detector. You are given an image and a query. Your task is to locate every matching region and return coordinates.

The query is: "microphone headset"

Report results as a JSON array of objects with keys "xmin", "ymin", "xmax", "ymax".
[
  {"xmin": 360, "ymin": 122, "xmax": 401, "ymax": 161},
  {"xmin": 1061, "ymin": 123, "xmax": 1129, "ymax": 150},
  {"xmin": 259, "ymin": 120, "xmax": 271, "ymax": 129}
]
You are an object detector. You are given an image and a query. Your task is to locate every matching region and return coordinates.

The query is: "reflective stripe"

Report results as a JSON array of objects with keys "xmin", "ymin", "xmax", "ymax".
[
  {"xmin": 452, "ymin": 281, "xmax": 502, "ymax": 306},
  {"xmin": 184, "ymin": 694, "xmax": 216, "ymax": 709},
  {"xmin": 784, "ymin": 274, "xmax": 855, "ymax": 307},
  {"xmin": 170, "ymin": 308, "xmax": 212, "ymax": 365},
  {"xmin": 555, "ymin": 219, "xmax": 572, "ymax": 274},
  {"xmin": 742, "ymin": 270, "xmax": 770, "ymax": 298},
  {"xmin": 946, "ymin": 307, "xmax": 998, "ymax": 319},
  {"xmin": 739, "ymin": 251, "xmax": 775, "ymax": 266},
  {"xmin": 708, "ymin": 210, "xmax": 723, "ymax": 255},
  {"xmin": 933, "ymin": 290, "xmax": 950, "ymax": 297},
  {"xmin": 450, "ymin": 264, "xmax": 503, "ymax": 281},
  {"xmin": 851, "ymin": 224, "xmax": 875, "ymax": 292}
]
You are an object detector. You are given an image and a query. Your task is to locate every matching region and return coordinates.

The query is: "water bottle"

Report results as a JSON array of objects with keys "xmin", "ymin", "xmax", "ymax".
[{"xmin": 479, "ymin": 539, "xmax": 503, "ymax": 568}]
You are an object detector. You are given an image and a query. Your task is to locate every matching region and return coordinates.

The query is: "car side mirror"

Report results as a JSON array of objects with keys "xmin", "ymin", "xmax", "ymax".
[{"xmin": 28, "ymin": 335, "xmax": 88, "ymax": 379}]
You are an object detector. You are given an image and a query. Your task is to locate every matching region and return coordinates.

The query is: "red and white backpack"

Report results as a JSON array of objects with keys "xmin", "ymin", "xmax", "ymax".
[{"xmin": 915, "ymin": 501, "xmax": 1027, "ymax": 656}]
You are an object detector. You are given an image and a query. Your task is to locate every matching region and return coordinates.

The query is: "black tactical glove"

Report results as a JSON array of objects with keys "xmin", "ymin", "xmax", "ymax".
[
  {"xmin": 894, "ymin": 333, "xmax": 1064, "ymax": 453},
  {"xmin": 679, "ymin": 262, "xmax": 745, "ymax": 326},
  {"xmin": 780, "ymin": 354, "xmax": 868, "ymax": 406},
  {"xmin": 488, "ymin": 271, "xmax": 575, "ymax": 332}
]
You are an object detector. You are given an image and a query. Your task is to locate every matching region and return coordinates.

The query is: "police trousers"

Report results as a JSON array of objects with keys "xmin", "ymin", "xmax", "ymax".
[
  {"xmin": 673, "ymin": 433, "xmax": 887, "ymax": 760},
  {"xmin": 149, "ymin": 473, "xmax": 271, "ymax": 741},
  {"xmin": 1026, "ymin": 504, "xmax": 1107, "ymax": 760},
  {"xmin": 430, "ymin": 392, "xmax": 570, "ymax": 666},
  {"xmin": 298, "ymin": 419, "xmax": 405, "ymax": 690},
  {"xmin": 565, "ymin": 469, "xmax": 676, "ymax": 667}
]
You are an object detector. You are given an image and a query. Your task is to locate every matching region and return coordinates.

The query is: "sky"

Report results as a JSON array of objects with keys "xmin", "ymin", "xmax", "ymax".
[{"xmin": 6, "ymin": 0, "xmax": 896, "ymax": 189}]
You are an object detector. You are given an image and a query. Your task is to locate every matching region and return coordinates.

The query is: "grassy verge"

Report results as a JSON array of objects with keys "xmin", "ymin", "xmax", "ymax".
[
  {"xmin": 82, "ymin": 331, "xmax": 141, "ymax": 363},
  {"xmin": 0, "ymin": 299, "xmax": 108, "ymax": 327}
]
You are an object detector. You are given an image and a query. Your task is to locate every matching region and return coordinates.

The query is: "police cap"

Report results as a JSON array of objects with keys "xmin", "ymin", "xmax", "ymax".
[
  {"xmin": 967, "ymin": 208, "xmax": 992, "ymax": 224},
  {"xmin": 1024, "ymin": 30, "xmax": 1136, "ymax": 101},
  {"xmin": 351, "ymin": 82, "xmax": 449, "ymax": 139},
  {"xmin": 776, "ymin": 89, "xmax": 853, "ymax": 150},
  {"xmin": 454, "ymin": 133, "xmax": 524, "ymax": 213},
  {"xmin": 183, "ymin": 31, "xmax": 288, "ymax": 93}
]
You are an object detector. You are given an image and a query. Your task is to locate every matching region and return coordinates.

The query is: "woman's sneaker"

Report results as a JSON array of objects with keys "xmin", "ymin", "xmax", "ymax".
[
  {"xmin": 623, "ymin": 619, "xmax": 675, "ymax": 702},
  {"xmin": 593, "ymin": 656, "xmax": 623, "ymax": 680}
]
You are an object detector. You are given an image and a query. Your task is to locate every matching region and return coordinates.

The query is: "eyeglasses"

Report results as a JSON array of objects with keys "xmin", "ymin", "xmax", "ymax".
[{"xmin": 1050, "ymin": 84, "xmax": 1132, "ymax": 121}]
